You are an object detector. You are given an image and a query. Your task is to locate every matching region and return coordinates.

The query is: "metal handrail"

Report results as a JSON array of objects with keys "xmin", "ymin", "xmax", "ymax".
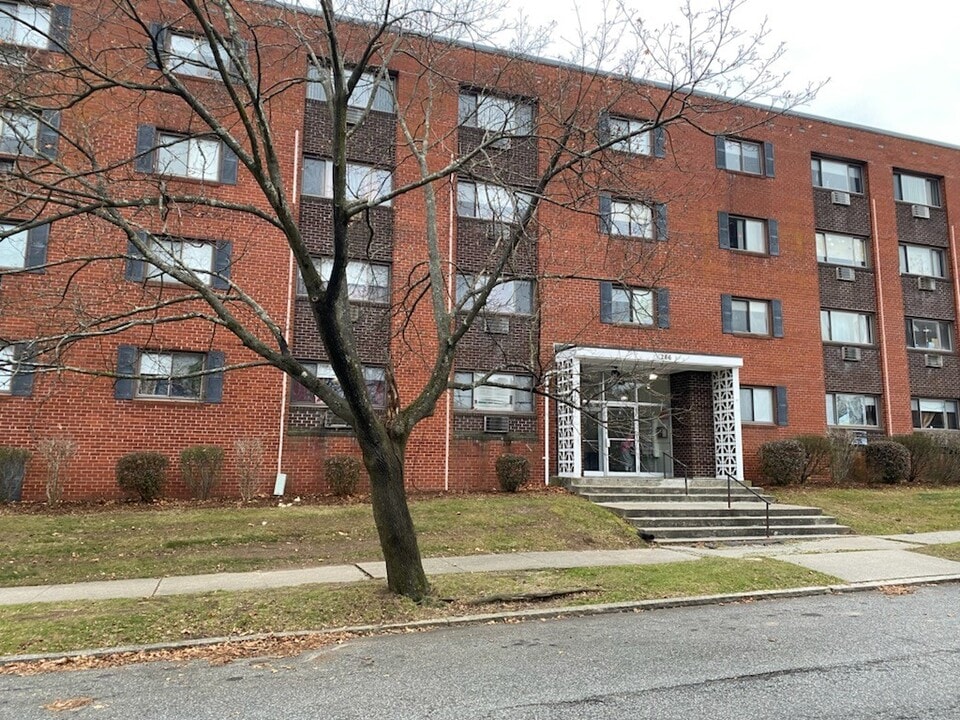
[
  {"xmin": 660, "ymin": 451, "xmax": 690, "ymax": 495},
  {"xmin": 719, "ymin": 469, "xmax": 771, "ymax": 537}
]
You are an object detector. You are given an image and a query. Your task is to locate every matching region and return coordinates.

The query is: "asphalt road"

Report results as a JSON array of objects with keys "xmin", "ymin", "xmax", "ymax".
[{"xmin": 3, "ymin": 585, "xmax": 959, "ymax": 719}]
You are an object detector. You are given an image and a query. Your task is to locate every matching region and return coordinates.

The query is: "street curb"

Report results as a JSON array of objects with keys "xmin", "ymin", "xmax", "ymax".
[{"xmin": 3, "ymin": 573, "xmax": 960, "ymax": 667}]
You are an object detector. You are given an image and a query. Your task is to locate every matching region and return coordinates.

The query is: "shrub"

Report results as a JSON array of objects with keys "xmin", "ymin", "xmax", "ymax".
[
  {"xmin": 864, "ymin": 441, "xmax": 911, "ymax": 484},
  {"xmin": 827, "ymin": 430, "xmax": 858, "ymax": 484},
  {"xmin": 37, "ymin": 436, "xmax": 76, "ymax": 506},
  {"xmin": 180, "ymin": 445, "xmax": 224, "ymax": 500},
  {"xmin": 795, "ymin": 435, "xmax": 832, "ymax": 484},
  {"xmin": 496, "ymin": 453, "xmax": 530, "ymax": 492},
  {"xmin": 116, "ymin": 451, "xmax": 168, "ymax": 502},
  {"xmin": 891, "ymin": 433, "xmax": 941, "ymax": 483},
  {"xmin": 0, "ymin": 447, "xmax": 30, "ymax": 503},
  {"xmin": 325, "ymin": 456, "xmax": 361, "ymax": 497},
  {"xmin": 234, "ymin": 437, "xmax": 265, "ymax": 501},
  {"xmin": 757, "ymin": 440, "xmax": 805, "ymax": 486},
  {"xmin": 927, "ymin": 433, "xmax": 960, "ymax": 484}
]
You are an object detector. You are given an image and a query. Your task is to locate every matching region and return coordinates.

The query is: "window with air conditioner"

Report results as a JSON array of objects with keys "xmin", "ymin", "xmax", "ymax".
[
  {"xmin": 906, "ymin": 318, "xmax": 953, "ymax": 352},
  {"xmin": 453, "ymin": 371, "xmax": 533, "ymax": 413},
  {"xmin": 820, "ymin": 310, "xmax": 873, "ymax": 345},
  {"xmin": 301, "ymin": 158, "xmax": 393, "ymax": 206},
  {"xmin": 894, "ymin": 171, "xmax": 940, "ymax": 207},
  {"xmin": 297, "ymin": 258, "xmax": 390, "ymax": 304},
  {"xmin": 456, "ymin": 274, "xmax": 533, "ymax": 315},
  {"xmin": 457, "ymin": 180, "xmax": 532, "ymax": 224},
  {"xmin": 290, "ymin": 362, "xmax": 386, "ymax": 408},
  {"xmin": 811, "ymin": 157, "xmax": 863, "ymax": 193}
]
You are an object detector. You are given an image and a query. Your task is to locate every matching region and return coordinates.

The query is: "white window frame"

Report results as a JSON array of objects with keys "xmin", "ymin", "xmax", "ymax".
[
  {"xmin": 608, "ymin": 286, "xmax": 654, "ymax": 326},
  {"xmin": 740, "ymin": 386, "xmax": 774, "ymax": 424},
  {"xmin": 298, "ymin": 258, "xmax": 390, "ymax": 304},
  {"xmin": 0, "ymin": 108, "xmax": 38, "ymax": 156},
  {"xmin": 0, "ymin": 3, "xmax": 51, "ymax": 50},
  {"xmin": 456, "ymin": 274, "xmax": 533, "ymax": 315},
  {"xmin": 306, "ymin": 65, "xmax": 395, "ymax": 113},
  {"xmin": 301, "ymin": 158, "xmax": 392, "ymax": 206},
  {"xmin": 608, "ymin": 116, "xmax": 650, "ymax": 155},
  {"xmin": 899, "ymin": 244, "xmax": 945, "ymax": 278},
  {"xmin": 731, "ymin": 298, "xmax": 770, "ymax": 335},
  {"xmin": 165, "ymin": 31, "xmax": 229, "ymax": 80},
  {"xmin": 156, "ymin": 132, "xmax": 221, "ymax": 181},
  {"xmin": 811, "ymin": 158, "xmax": 863, "ymax": 194},
  {"xmin": 0, "ymin": 344, "xmax": 13, "ymax": 393},
  {"xmin": 458, "ymin": 91, "xmax": 533, "ymax": 135},
  {"xmin": 906, "ymin": 318, "xmax": 953, "ymax": 352},
  {"xmin": 291, "ymin": 361, "xmax": 386, "ymax": 408},
  {"xmin": 816, "ymin": 232, "xmax": 868, "ymax": 267},
  {"xmin": 0, "ymin": 221, "xmax": 27, "ymax": 269},
  {"xmin": 894, "ymin": 172, "xmax": 941, "ymax": 207},
  {"xmin": 145, "ymin": 238, "xmax": 215, "ymax": 286},
  {"xmin": 136, "ymin": 350, "xmax": 206, "ymax": 400},
  {"xmin": 453, "ymin": 371, "xmax": 534, "ymax": 413},
  {"xmin": 729, "ymin": 216, "xmax": 767, "ymax": 254},
  {"xmin": 820, "ymin": 309, "xmax": 873, "ymax": 345},
  {"xmin": 912, "ymin": 398, "xmax": 959, "ymax": 431},
  {"xmin": 723, "ymin": 138, "xmax": 763, "ymax": 175},
  {"xmin": 456, "ymin": 180, "xmax": 531, "ymax": 224},
  {"xmin": 826, "ymin": 393, "xmax": 879, "ymax": 428},
  {"xmin": 609, "ymin": 199, "xmax": 652, "ymax": 238}
]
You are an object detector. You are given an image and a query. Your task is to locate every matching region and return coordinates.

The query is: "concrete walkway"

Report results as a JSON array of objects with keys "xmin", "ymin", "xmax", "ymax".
[{"xmin": 3, "ymin": 532, "xmax": 960, "ymax": 607}]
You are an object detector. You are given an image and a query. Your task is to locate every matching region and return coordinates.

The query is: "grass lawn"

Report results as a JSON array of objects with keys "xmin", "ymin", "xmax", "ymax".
[
  {"xmin": 772, "ymin": 486, "xmax": 960, "ymax": 535},
  {"xmin": 0, "ymin": 558, "xmax": 837, "ymax": 656},
  {"xmin": 914, "ymin": 542, "xmax": 960, "ymax": 562},
  {"xmin": 0, "ymin": 492, "xmax": 642, "ymax": 587}
]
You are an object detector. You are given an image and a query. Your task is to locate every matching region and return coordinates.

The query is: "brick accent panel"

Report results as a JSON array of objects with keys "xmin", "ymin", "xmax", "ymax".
[
  {"xmin": 292, "ymin": 300, "xmax": 390, "ymax": 362},
  {"xmin": 299, "ymin": 199, "xmax": 394, "ymax": 262},
  {"xmin": 823, "ymin": 346, "xmax": 883, "ymax": 394},
  {"xmin": 907, "ymin": 351, "xmax": 960, "ymax": 397},
  {"xmin": 458, "ymin": 126, "xmax": 539, "ymax": 187},
  {"xmin": 895, "ymin": 203, "xmax": 949, "ymax": 246},
  {"xmin": 668, "ymin": 371, "xmax": 716, "ymax": 476},
  {"xmin": 303, "ymin": 102, "xmax": 397, "ymax": 168},
  {"xmin": 453, "ymin": 413, "xmax": 537, "ymax": 436},
  {"xmin": 812, "ymin": 188, "xmax": 871, "ymax": 235},
  {"xmin": 901, "ymin": 276, "xmax": 956, "ymax": 320},
  {"xmin": 456, "ymin": 218, "xmax": 537, "ymax": 275},
  {"xmin": 819, "ymin": 266, "xmax": 877, "ymax": 311}
]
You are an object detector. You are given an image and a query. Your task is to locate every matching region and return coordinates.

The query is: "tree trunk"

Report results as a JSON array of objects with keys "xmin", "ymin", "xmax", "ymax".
[{"xmin": 361, "ymin": 433, "xmax": 429, "ymax": 601}]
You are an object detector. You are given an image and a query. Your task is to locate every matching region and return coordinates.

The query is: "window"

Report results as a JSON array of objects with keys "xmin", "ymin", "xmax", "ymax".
[
  {"xmin": 306, "ymin": 65, "xmax": 394, "ymax": 112},
  {"xmin": 291, "ymin": 362, "xmax": 386, "ymax": 408},
  {"xmin": 816, "ymin": 232, "xmax": 868, "ymax": 267},
  {"xmin": 728, "ymin": 216, "xmax": 767, "ymax": 253},
  {"xmin": 731, "ymin": 298, "xmax": 770, "ymax": 335},
  {"xmin": 0, "ymin": 342, "xmax": 33, "ymax": 396},
  {"xmin": 453, "ymin": 371, "xmax": 533, "ymax": 413},
  {"xmin": 458, "ymin": 91, "xmax": 533, "ymax": 135},
  {"xmin": 0, "ymin": 221, "xmax": 27, "ymax": 268},
  {"xmin": 906, "ymin": 318, "xmax": 953, "ymax": 351},
  {"xmin": 608, "ymin": 199, "xmax": 652, "ymax": 238},
  {"xmin": 826, "ymin": 393, "xmax": 879, "ymax": 427},
  {"xmin": 603, "ymin": 285, "xmax": 653, "ymax": 325},
  {"xmin": 137, "ymin": 351, "xmax": 207, "ymax": 400},
  {"xmin": 912, "ymin": 398, "xmax": 959, "ymax": 430},
  {"xmin": 820, "ymin": 310, "xmax": 873, "ymax": 345},
  {"xmin": 456, "ymin": 275, "xmax": 533, "ymax": 315},
  {"xmin": 0, "ymin": 344, "xmax": 13, "ymax": 392},
  {"xmin": 298, "ymin": 258, "xmax": 390, "ymax": 304},
  {"xmin": 811, "ymin": 158, "xmax": 863, "ymax": 193},
  {"xmin": 899, "ymin": 244, "xmax": 944, "ymax": 278},
  {"xmin": 165, "ymin": 31, "xmax": 228, "ymax": 79},
  {"xmin": 145, "ymin": 238, "xmax": 215, "ymax": 285},
  {"xmin": 457, "ymin": 180, "xmax": 531, "ymax": 223},
  {"xmin": 0, "ymin": 3, "xmax": 51, "ymax": 49},
  {"xmin": 607, "ymin": 116, "xmax": 650, "ymax": 155},
  {"xmin": 0, "ymin": 109, "xmax": 37, "ymax": 156},
  {"xmin": 301, "ymin": 158, "xmax": 393, "ymax": 205},
  {"xmin": 135, "ymin": 126, "xmax": 236, "ymax": 184},
  {"xmin": 740, "ymin": 386, "xmax": 774, "ymax": 424},
  {"xmin": 894, "ymin": 172, "xmax": 940, "ymax": 207}
]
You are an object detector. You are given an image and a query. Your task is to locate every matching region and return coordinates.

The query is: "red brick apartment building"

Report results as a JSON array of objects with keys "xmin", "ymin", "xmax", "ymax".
[{"xmin": 1, "ymin": 0, "xmax": 958, "ymax": 500}]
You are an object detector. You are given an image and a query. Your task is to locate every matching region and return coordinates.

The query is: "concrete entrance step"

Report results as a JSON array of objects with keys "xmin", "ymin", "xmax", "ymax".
[
  {"xmin": 578, "ymin": 490, "xmax": 775, "ymax": 504},
  {"xmin": 653, "ymin": 533, "xmax": 854, "ymax": 546},
  {"xmin": 636, "ymin": 524, "xmax": 853, "ymax": 540},
  {"xmin": 627, "ymin": 514, "xmax": 842, "ymax": 529}
]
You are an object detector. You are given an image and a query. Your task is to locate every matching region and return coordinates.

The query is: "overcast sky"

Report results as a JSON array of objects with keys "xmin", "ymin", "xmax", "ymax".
[{"xmin": 504, "ymin": 0, "xmax": 959, "ymax": 147}]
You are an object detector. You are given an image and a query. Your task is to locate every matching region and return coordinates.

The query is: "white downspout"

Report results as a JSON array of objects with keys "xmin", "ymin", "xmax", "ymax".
[
  {"xmin": 543, "ymin": 375, "xmax": 550, "ymax": 486},
  {"xmin": 275, "ymin": 130, "xmax": 300, "ymax": 493},
  {"xmin": 870, "ymin": 197, "xmax": 894, "ymax": 434},
  {"xmin": 444, "ymin": 164, "xmax": 455, "ymax": 492}
]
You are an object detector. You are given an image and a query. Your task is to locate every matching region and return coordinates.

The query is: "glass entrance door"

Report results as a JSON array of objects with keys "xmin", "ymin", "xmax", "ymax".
[{"xmin": 606, "ymin": 404, "xmax": 638, "ymax": 473}]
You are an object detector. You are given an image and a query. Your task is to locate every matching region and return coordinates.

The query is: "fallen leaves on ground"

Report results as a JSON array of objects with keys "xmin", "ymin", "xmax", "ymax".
[{"xmin": 42, "ymin": 697, "xmax": 93, "ymax": 712}]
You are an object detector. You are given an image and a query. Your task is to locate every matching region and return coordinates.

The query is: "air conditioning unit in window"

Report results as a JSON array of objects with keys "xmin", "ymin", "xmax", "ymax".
[
  {"xmin": 486, "ymin": 223, "xmax": 512, "ymax": 241},
  {"xmin": 344, "ymin": 107, "xmax": 365, "ymax": 125},
  {"xmin": 835, "ymin": 266, "xmax": 856, "ymax": 282},
  {"xmin": 850, "ymin": 430, "xmax": 868, "ymax": 446},
  {"xmin": 324, "ymin": 412, "xmax": 351, "ymax": 429},
  {"xmin": 911, "ymin": 204, "xmax": 930, "ymax": 219},
  {"xmin": 830, "ymin": 190, "xmax": 851, "ymax": 206},
  {"xmin": 841, "ymin": 346, "xmax": 862, "ymax": 362},
  {"xmin": 925, "ymin": 353, "xmax": 944, "ymax": 368},
  {"xmin": 483, "ymin": 415, "xmax": 510, "ymax": 433},
  {"xmin": 483, "ymin": 132, "xmax": 512, "ymax": 150},
  {"xmin": 917, "ymin": 276, "xmax": 937, "ymax": 291},
  {"xmin": 484, "ymin": 316, "xmax": 510, "ymax": 334}
]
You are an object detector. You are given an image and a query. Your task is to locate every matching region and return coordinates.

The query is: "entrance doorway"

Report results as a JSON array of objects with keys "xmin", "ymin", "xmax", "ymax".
[{"xmin": 579, "ymin": 370, "xmax": 672, "ymax": 476}]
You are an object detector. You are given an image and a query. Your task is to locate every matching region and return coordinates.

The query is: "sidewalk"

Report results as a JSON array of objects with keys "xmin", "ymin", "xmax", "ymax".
[{"xmin": 3, "ymin": 531, "xmax": 960, "ymax": 607}]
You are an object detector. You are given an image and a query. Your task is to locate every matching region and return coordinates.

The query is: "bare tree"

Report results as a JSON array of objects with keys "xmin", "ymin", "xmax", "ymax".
[{"xmin": 0, "ymin": 0, "xmax": 815, "ymax": 599}]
